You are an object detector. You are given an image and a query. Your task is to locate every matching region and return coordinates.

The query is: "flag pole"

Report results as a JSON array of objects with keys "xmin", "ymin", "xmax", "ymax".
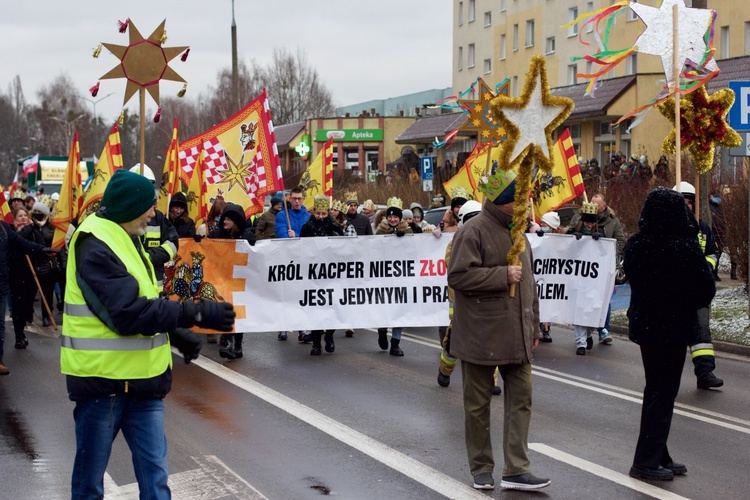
[
  {"xmin": 673, "ymin": 3, "xmax": 682, "ymax": 187},
  {"xmin": 139, "ymin": 88, "xmax": 146, "ymax": 175},
  {"xmin": 26, "ymin": 255, "xmax": 57, "ymax": 330}
]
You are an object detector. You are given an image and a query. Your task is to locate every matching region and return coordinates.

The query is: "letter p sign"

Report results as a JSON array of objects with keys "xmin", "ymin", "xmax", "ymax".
[{"xmin": 729, "ymin": 81, "xmax": 750, "ymax": 132}]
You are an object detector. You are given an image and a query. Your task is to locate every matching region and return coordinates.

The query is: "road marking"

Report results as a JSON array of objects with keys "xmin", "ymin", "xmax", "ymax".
[
  {"xmin": 529, "ymin": 443, "xmax": 690, "ymax": 500},
  {"xmin": 191, "ymin": 354, "xmax": 487, "ymax": 499},
  {"xmin": 104, "ymin": 455, "xmax": 266, "ymax": 499}
]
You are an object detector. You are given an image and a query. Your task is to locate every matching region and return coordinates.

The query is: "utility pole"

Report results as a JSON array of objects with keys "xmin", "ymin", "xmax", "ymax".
[{"xmin": 231, "ymin": 0, "xmax": 240, "ymax": 112}]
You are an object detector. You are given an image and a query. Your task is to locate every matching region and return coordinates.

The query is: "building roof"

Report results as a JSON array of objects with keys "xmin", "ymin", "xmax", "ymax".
[
  {"xmin": 708, "ymin": 56, "xmax": 750, "ymax": 92},
  {"xmin": 274, "ymin": 121, "xmax": 305, "ymax": 148},
  {"xmin": 550, "ymin": 76, "xmax": 637, "ymax": 120},
  {"xmin": 395, "ymin": 112, "xmax": 468, "ymax": 143}
]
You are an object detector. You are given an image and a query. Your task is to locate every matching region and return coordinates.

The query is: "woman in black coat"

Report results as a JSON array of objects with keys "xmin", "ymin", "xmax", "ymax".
[
  {"xmin": 168, "ymin": 192, "xmax": 196, "ymax": 238},
  {"xmin": 624, "ymin": 187, "xmax": 716, "ymax": 481}
]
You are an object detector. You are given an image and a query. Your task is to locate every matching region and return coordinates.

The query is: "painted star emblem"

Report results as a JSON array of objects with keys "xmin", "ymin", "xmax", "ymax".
[
  {"xmin": 100, "ymin": 20, "xmax": 188, "ymax": 107},
  {"xmin": 630, "ymin": 0, "xmax": 717, "ymax": 87},
  {"xmin": 459, "ymin": 79, "xmax": 509, "ymax": 144},
  {"xmin": 491, "ymin": 56, "xmax": 573, "ymax": 171},
  {"xmin": 220, "ymin": 151, "xmax": 253, "ymax": 192}
]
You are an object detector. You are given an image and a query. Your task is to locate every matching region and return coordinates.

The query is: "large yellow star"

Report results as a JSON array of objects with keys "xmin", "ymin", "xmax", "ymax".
[
  {"xmin": 657, "ymin": 86, "xmax": 742, "ymax": 174},
  {"xmin": 220, "ymin": 152, "xmax": 252, "ymax": 193},
  {"xmin": 490, "ymin": 55, "xmax": 574, "ymax": 173},
  {"xmin": 100, "ymin": 20, "xmax": 188, "ymax": 107},
  {"xmin": 459, "ymin": 79, "xmax": 509, "ymax": 144}
]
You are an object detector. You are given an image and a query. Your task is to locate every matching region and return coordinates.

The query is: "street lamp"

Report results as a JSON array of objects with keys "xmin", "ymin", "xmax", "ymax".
[
  {"xmin": 77, "ymin": 92, "xmax": 115, "ymax": 147},
  {"xmin": 50, "ymin": 113, "xmax": 86, "ymax": 149}
]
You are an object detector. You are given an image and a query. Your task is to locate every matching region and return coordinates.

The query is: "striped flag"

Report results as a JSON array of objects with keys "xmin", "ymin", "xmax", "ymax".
[
  {"xmin": 186, "ymin": 149, "xmax": 209, "ymax": 229},
  {"xmin": 443, "ymin": 141, "xmax": 504, "ymax": 203},
  {"xmin": 22, "ymin": 154, "xmax": 39, "ymax": 175},
  {"xmin": 80, "ymin": 123, "xmax": 124, "ymax": 222},
  {"xmin": 52, "ymin": 131, "xmax": 83, "ymax": 248},
  {"xmin": 322, "ymin": 137, "xmax": 334, "ymax": 197},
  {"xmin": 157, "ymin": 119, "xmax": 182, "ymax": 215},
  {"xmin": 0, "ymin": 191, "xmax": 12, "ymax": 223},
  {"xmin": 532, "ymin": 128, "xmax": 584, "ymax": 219}
]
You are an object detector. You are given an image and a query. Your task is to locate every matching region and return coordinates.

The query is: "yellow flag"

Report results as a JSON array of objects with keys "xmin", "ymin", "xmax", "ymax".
[
  {"xmin": 532, "ymin": 129, "xmax": 585, "ymax": 219},
  {"xmin": 80, "ymin": 123, "xmax": 123, "ymax": 222},
  {"xmin": 301, "ymin": 144, "xmax": 327, "ymax": 210},
  {"xmin": 157, "ymin": 119, "xmax": 182, "ymax": 214},
  {"xmin": 52, "ymin": 132, "xmax": 82, "ymax": 248},
  {"xmin": 186, "ymin": 150, "xmax": 209, "ymax": 229},
  {"xmin": 443, "ymin": 142, "xmax": 504, "ymax": 202}
]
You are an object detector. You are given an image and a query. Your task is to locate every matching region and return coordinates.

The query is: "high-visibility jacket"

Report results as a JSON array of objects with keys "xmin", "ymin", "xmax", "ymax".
[{"xmin": 60, "ymin": 214, "xmax": 172, "ymax": 379}]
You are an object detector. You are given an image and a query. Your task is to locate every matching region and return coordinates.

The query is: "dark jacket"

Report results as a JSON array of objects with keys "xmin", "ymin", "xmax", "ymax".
[
  {"xmin": 300, "ymin": 215, "xmax": 345, "ymax": 238},
  {"xmin": 2, "ymin": 222, "xmax": 47, "ymax": 291},
  {"xmin": 345, "ymin": 212, "xmax": 374, "ymax": 235},
  {"xmin": 623, "ymin": 188, "xmax": 716, "ymax": 346},
  {"xmin": 143, "ymin": 209, "xmax": 179, "ymax": 281},
  {"xmin": 208, "ymin": 203, "xmax": 256, "ymax": 244},
  {"xmin": 256, "ymin": 206, "xmax": 280, "ymax": 240},
  {"xmin": 596, "ymin": 207, "xmax": 627, "ymax": 257}
]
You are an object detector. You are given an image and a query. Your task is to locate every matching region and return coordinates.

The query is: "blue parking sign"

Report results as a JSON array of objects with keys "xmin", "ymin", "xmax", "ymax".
[
  {"xmin": 729, "ymin": 81, "xmax": 750, "ymax": 132},
  {"xmin": 421, "ymin": 156, "xmax": 434, "ymax": 181}
]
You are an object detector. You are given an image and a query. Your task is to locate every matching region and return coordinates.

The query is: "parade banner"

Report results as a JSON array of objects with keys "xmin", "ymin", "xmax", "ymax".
[
  {"xmin": 169, "ymin": 234, "xmax": 453, "ymax": 333},
  {"xmin": 527, "ymin": 232, "xmax": 616, "ymax": 327}
]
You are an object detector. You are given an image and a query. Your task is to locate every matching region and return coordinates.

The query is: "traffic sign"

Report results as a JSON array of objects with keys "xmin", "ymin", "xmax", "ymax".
[
  {"xmin": 729, "ymin": 132, "xmax": 750, "ymax": 157},
  {"xmin": 423, "ymin": 180, "xmax": 433, "ymax": 192},
  {"xmin": 728, "ymin": 81, "xmax": 750, "ymax": 132},
  {"xmin": 420, "ymin": 156, "xmax": 434, "ymax": 181}
]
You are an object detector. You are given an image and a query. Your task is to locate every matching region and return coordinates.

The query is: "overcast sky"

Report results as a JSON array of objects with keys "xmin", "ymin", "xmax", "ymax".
[{"xmin": 1, "ymin": 0, "xmax": 452, "ymax": 122}]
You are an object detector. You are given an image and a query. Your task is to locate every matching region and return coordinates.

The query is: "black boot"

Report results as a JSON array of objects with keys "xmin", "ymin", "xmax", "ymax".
[
  {"xmin": 378, "ymin": 328, "xmax": 389, "ymax": 350},
  {"xmin": 311, "ymin": 331, "xmax": 322, "ymax": 355},
  {"xmin": 234, "ymin": 333, "xmax": 243, "ymax": 359},
  {"xmin": 390, "ymin": 338, "xmax": 404, "ymax": 356},
  {"xmin": 324, "ymin": 331, "xmax": 335, "ymax": 353},
  {"xmin": 697, "ymin": 371, "xmax": 723, "ymax": 389},
  {"xmin": 219, "ymin": 336, "xmax": 236, "ymax": 359}
]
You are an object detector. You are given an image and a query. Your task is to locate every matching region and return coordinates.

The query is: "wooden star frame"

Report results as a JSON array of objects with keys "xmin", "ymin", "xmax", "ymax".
[{"xmin": 458, "ymin": 79, "xmax": 509, "ymax": 144}]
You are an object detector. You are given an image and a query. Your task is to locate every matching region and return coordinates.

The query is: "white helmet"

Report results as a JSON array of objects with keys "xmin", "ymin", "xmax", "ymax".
[
  {"xmin": 130, "ymin": 164, "xmax": 155, "ymax": 182},
  {"xmin": 673, "ymin": 182, "xmax": 695, "ymax": 196},
  {"xmin": 457, "ymin": 200, "xmax": 482, "ymax": 227}
]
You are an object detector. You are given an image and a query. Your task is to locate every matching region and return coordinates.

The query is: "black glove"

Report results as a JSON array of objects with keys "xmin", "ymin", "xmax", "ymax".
[
  {"xmin": 536, "ymin": 230, "xmax": 544, "ymax": 237},
  {"xmin": 180, "ymin": 299, "xmax": 236, "ymax": 331},
  {"xmin": 169, "ymin": 328, "xmax": 202, "ymax": 364},
  {"xmin": 592, "ymin": 232, "xmax": 601, "ymax": 241},
  {"xmin": 42, "ymin": 247, "xmax": 61, "ymax": 253},
  {"xmin": 574, "ymin": 232, "xmax": 583, "ymax": 240},
  {"xmin": 395, "ymin": 231, "xmax": 405, "ymax": 237},
  {"xmin": 193, "ymin": 234, "xmax": 205, "ymax": 243}
]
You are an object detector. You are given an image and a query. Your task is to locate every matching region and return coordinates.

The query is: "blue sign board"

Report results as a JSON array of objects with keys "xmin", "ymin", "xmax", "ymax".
[
  {"xmin": 728, "ymin": 81, "xmax": 750, "ymax": 132},
  {"xmin": 421, "ymin": 156, "xmax": 434, "ymax": 181}
]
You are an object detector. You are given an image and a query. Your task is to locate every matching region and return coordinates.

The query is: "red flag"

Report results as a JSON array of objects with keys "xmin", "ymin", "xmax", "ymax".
[
  {"xmin": 22, "ymin": 154, "xmax": 39, "ymax": 175},
  {"xmin": 9, "ymin": 168, "xmax": 18, "ymax": 195},
  {"xmin": 0, "ymin": 191, "xmax": 12, "ymax": 223},
  {"xmin": 322, "ymin": 137, "xmax": 334, "ymax": 197},
  {"xmin": 157, "ymin": 119, "xmax": 182, "ymax": 214}
]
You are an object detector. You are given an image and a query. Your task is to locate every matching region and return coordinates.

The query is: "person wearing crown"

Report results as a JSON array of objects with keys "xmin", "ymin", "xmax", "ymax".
[
  {"xmin": 343, "ymin": 191, "xmax": 373, "ymax": 236},
  {"xmin": 443, "ymin": 187, "xmax": 469, "ymax": 233},
  {"xmin": 374, "ymin": 197, "xmax": 412, "ymax": 356}
]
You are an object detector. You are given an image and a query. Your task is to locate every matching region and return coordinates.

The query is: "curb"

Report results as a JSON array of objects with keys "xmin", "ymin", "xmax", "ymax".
[{"xmin": 608, "ymin": 324, "xmax": 750, "ymax": 358}]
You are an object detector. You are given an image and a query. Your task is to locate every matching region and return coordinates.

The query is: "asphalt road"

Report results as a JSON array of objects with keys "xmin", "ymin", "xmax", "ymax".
[{"xmin": 2, "ymin": 319, "xmax": 749, "ymax": 499}]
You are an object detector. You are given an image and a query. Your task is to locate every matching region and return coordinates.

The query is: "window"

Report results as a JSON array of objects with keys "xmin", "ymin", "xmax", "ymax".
[
  {"xmin": 746, "ymin": 22, "xmax": 750, "ymax": 55},
  {"xmin": 500, "ymin": 0, "xmax": 507, "ymax": 12},
  {"xmin": 568, "ymin": 64, "xmax": 578, "ymax": 85},
  {"xmin": 568, "ymin": 7, "xmax": 579, "ymax": 37},
  {"xmin": 545, "ymin": 36, "xmax": 555, "ymax": 54},
  {"xmin": 513, "ymin": 24, "xmax": 519, "ymax": 51},
  {"xmin": 586, "ymin": 60, "xmax": 593, "ymax": 76},
  {"xmin": 525, "ymin": 20, "xmax": 535, "ymax": 47},
  {"xmin": 569, "ymin": 124, "xmax": 581, "ymax": 139},
  {"xmin": 468, "ymin": 0, "xmax": 475, "ymax": 22},
  {"xmin": 586, "ymin": 2, "xmax": 594, "ymax": 33},
  {"xmin": 458, "ymin": 2, "xmax": 463, "ymax": 26},
  {"xmin": 626, "ymin": 53, "xmax": 637, "ymax": 74},
  {"xmin": 512, "ymin": 76, "xmax": 519, "ymax": 97},
  {"xmin": 484, "ymin": 58, "xmax": 492, "ymax": 74},
  {"xmin": 458, "ymin": 46, "xmax": 463, "ymax": 71},
  {"xmin": 484, "ymin": 11, "xmax": 491, "ymax": 27},
  {"xmin": 468, "ymin": 43, "xmax": 475, "ymax": 68},
  {"xmin": 500, "ymin": 34, "xmax": 507, "ymax": 60},
  {"xmin": 721, "ymin": 26, "xmax": 730, "ymax": 59},
  {"xmin": 627, "ymin": 0, "xmax": 638, "ymax": 21}
]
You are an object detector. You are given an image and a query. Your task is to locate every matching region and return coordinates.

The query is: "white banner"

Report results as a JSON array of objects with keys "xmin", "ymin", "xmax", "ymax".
[
  {"xmin": 527, "ymin": 233, "xmax": 616, "ymax": 328},
  {"xmin": 232, "ymin": 234, "xmax": 453, "ymax": 332}
]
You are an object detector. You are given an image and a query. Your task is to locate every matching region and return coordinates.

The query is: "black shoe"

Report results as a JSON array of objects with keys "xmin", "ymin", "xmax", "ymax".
[
  {"xmin": 345, "ymin": 329, "xmax": 354, "ymax": 338},
  {"xmin": 472, "ymin": 472, "xmax": 494, "ymax": 490},
  {"xmin": 697, "ymin": 372, "xmax": 724, "ymax": 389},
  {"xmin": 311, "ymin": 346, "xmax": 322, "ymax": 356},
  {"xmin": 661, "ymin": 461, "xmax": 687, "ymax": 475},
  {"xmin": 629, "ymin": 465, "xmax": 674, "ymax": 481},
  {"xmin": 500, "ymin": 473, "xmax": 550, "ymax": 490},
  {"xmin": 576, "ymin": 347, "xmax": 586, "ymax": 355},
  {"xmin": 219, "ymin": 335, "xmax": 229, "ymax": 348},
  {"xmin": 541, "ymin": 332, "xmax": 552, "ymax": 343},
  {"xmin": 324, "ymin": 335, "xmax": 335, "ymax": 353},
  {"xmin": 277, "ymin": 331, "xmax": 288, "ymax": 341},
  {"xmin": 378, "ymin": 329, "xmax": 388, "ymax": 350},
  {"xmin": 586, "ymin": 336, "xmax": 593, "ymax": 350},
  {"xmin": 438, "ymin": 371, "xmax": 450, "ymax": 387},
  {"xmin": 298, "ymin": 331, "xmax": 312, "ymax": 343},
  {"xmin": 491, "ymin": 385, "xmax": 502, "ymax": 396},
  {"xmin": 42, "ymin": 317, "xmax": 50, "ymax": 327},
  {"xmin": 15, "ymin": 340, "xmax": 27, "ymax": 350},
  {"xmin": 234, "ymin": 347, "xmax": 243, "ymax": 359},
  {"xmin": 219, "ymin": 346, "xmax": 236, "ymax": 359}
]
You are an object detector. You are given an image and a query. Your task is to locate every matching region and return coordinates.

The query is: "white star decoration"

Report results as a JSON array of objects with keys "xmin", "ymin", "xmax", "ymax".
[
  {"xmin": 630, "ymin": 0, "xmax": 717, "ymax": 87},
  {"xmin": 502, "ymin": 73, "xmax": 569, "ymax": 165}
]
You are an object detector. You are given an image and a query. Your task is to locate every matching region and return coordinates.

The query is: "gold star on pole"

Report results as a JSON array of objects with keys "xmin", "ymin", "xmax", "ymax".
[
  {"xmin": 100, "ymin": 20, "xmax": 188, "ymax": 107},
  {"xmin": 220, "ymin": 152, "xmax": 252, "ymax": 192},
  {"xmin": 459, "ymin": 79, "xmax": 509, "ymax": 144}
]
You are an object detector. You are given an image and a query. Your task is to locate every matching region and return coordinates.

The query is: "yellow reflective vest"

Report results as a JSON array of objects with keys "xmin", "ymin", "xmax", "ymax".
[{"xmin": 60, "ymin": 214, "xmax": 172, "ymax": 379}]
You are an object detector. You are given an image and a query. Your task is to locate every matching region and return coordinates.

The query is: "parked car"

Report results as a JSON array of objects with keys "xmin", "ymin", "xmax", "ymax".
[{"xmin": 424, "ymin": 206, "xmax": 448, "ymax": 227}]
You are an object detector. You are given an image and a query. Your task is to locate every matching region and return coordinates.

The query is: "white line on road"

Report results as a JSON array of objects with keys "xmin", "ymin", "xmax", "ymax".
[
  {"xmin": 191, "ymin": 354, "xmax": 487, "ymax": 500},
  {"xmin": 529, "ymin": 443, "xmax": 691, "ymax": 500}
]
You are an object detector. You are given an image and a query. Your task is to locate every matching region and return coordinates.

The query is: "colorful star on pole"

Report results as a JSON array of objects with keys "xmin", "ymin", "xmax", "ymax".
[
  {"xmin": 489, "ymin": 55, "xmax": 574, "ymax": 173},
  {"xmin": 99, "ymin": 19, "xmax": 189, "ymax": 107},
  {"xmin": 458, "ymin": 79, "xmax": 509, "ymax": 144},
  {"xmin": 657, "ymin": 85, "xmax": 742, "ymax": 174},
  {"xmin": 630, "ymin": 0, "xmax": 717, "ymax": 88}
]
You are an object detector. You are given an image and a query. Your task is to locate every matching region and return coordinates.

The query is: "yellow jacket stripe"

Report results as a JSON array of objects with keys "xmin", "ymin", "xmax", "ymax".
[{"xmin": 60, "ymin": 214, "xmax": 172, "ymax": 379}]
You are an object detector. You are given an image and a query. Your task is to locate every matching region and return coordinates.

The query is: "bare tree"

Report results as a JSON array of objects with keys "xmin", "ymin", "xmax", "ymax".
[{"xmin": 0, "ymin": 76, "xmax": 36, "ymax": 183}]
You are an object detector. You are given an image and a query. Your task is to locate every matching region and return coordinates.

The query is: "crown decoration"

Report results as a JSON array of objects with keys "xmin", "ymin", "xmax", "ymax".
[
  {"xmin": 478, "ymin": 168, "xmax": 517, "ymax": 202},
  {"xmin": 362, "ymin": 199, "xmax": 376, "ymax": 211},
  {"xmin": 450, "ymin": 186, "xmax": 471, "ymax": 200},
  {"xmin": 10, "ymin": 190, "xmax": 26, "ymax": 201},
  {"xmin": 581, "ymin": 202, "xmax": 598, "ymax": 215},
  {"xmin": 344, "ymin": 190, "xmax": 358, "ymax": 204},
  {"xmin": 38, "ymin": 194, "xmax": 53, "ymax": 209},
  {"xmin": 313, "ymin": 195, "xmax": 330, "ymax": 211},
  {"xmin": 386, "ymin": 197, "xmax": 403, "ymax": 210},
  {"xmin": 331, "ymin": 199, "xmax": 345, "ymax": 212}
]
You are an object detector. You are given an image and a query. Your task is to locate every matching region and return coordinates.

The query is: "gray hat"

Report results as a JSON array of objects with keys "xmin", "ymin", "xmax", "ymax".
[
  {"xmin": 402, "ymin": 209, "xmax": 414, "ymax": 219},
  {"xmin": 31, "ymin": 201, "xmax": 50, "ymax": 217}
]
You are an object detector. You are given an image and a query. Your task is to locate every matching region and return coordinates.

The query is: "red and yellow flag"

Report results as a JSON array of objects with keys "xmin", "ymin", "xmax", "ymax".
[
  {"xmin": 0, "ymin": 191, "xmax": 12, "ymax": 224},
  {"xmin": 323, "ymin": 137, "xmax": 334, "ymax": 197},
  {"xmin": 179, "ymin": 88, "xmax": 282, "ymax": 219},
  {"xmin": 186, "ymin": 150, "xmax": 209, "ymax": 229},
  {"xmin": 52, "ymin": 131, "xmax": 83, "ymax": 249},
  {"xmin": 80, "ymin": 123, "xmax": 124, "ymax": 222},
  {"xmin": 157, "ymin": 119, "xmax": 182, "ymax": 215},
  {"xmin": 302, "ymin": 139, "xmax": 335, "ymax": 209},
  {"xmin": 532, "ymin": 128, "xmax": 584, "ymax": 219}
]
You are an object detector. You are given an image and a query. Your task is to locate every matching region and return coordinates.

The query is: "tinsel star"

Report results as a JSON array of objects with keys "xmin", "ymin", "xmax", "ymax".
[{"xmin": 657, "ymin": 86, "xmax": 742, "ymax": 174}]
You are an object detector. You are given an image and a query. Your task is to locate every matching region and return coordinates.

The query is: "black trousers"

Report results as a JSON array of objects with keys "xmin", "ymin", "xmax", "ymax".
[
  {"xmin": 632, "ymin": 340, "xmax": 686, "ymax": 469},
  {"xmin": 10, "ymin": 275, "xmax": 36, "ymax": 341}
]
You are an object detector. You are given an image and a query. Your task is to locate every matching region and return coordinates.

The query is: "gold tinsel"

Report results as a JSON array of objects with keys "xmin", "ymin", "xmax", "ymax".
[
  {"xmin": 508, "ymin": 155, "xmax": 534, "ymax": 266},
  {"xmin": 93, "ymin": 43, "xmax": 102, "ymax": 58}
]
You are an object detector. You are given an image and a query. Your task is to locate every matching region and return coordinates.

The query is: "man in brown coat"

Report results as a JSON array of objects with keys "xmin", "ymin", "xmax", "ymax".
[
  {"xmin": 447, "ymin": 169, "xmax": 549, "ymax": 492},
  {"xmin": 255, "ymin": 197, "xmax": 282, "ymax": 240}
]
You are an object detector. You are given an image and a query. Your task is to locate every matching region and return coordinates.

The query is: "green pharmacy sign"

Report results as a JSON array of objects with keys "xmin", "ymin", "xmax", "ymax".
[{"xmin": 315, "ymin": 129, "xmax": 383, "ymax": 142}]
